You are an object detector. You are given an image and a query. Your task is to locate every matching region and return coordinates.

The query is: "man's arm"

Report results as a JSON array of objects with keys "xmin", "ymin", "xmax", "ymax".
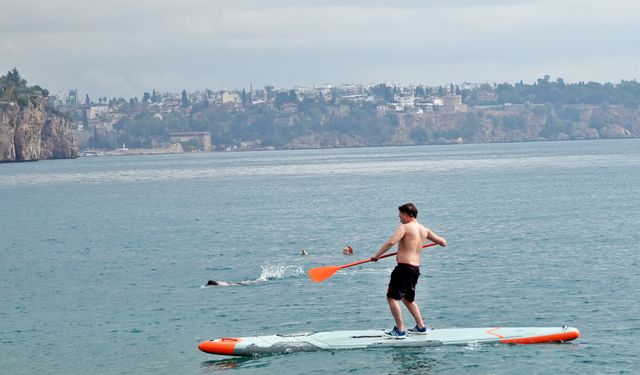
[
  {"xmin": 371, "ymin": 225, "xmax": 405, "ymax": 261},
  {"xmin": 427, "ymin": 230, "xmax": 447, "ymax": 247}
]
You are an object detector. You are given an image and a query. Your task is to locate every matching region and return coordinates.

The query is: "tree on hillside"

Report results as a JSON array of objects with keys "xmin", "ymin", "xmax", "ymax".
[
  {"xmin": 181, "ymin": 89, "xmax": 189, "ymax": 108},
  {"xmin": 82, "ymin": 110, "xmax": 89, "ymax": 129},
  {"xmin": 1, "ymin": 68, "xmax": 50, "ymax": 107},
  {"xmin": 4, "ymin": 67, "xmax": 27, "ymax": 88},
  {"xmin": 372, "ymin": 84, "xmax": 394, "ymax": 102},
  {"xmin": 275, "ymin": 90, "xmax": 298, "ymax": 107},
  {"xmin": 265, "ymin": 85, "xmax": 274, "ymax": 101}
]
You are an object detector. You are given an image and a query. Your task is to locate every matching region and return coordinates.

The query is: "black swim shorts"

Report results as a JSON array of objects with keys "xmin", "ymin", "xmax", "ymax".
[{"xmin": 386, "ymin": 263, "xmax": 421, "ymax": 302}]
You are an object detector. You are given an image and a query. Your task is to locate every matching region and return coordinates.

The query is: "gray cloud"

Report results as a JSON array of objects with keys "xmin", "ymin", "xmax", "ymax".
[{"xmin": 1, "ymin": 0, "xmax": 639, "ymax": 98}]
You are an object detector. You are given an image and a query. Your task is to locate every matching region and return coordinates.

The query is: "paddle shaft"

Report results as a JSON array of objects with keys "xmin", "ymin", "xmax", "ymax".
[
  {"xmin": 307, "ymin": 242, "xmax": 439, "ymax": 282},
  {"xmin": 337, "ymin": 242, "xmax": 437, "ymax": 270}
]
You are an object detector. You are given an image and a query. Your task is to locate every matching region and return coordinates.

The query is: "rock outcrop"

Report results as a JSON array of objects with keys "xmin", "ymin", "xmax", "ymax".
[
  {"xmin": 0, "ymin": 97, "xmax": 77, "ymax": 162},
  {"xmin": 387, "ymin": 104, "xmax": 640, "ymax": 146}
]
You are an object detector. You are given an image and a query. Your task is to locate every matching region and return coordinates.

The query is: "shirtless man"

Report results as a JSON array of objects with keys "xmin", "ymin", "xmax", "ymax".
[{"xmin": 371, "ymin": 203, "xmax": 447, "ymax": 338}]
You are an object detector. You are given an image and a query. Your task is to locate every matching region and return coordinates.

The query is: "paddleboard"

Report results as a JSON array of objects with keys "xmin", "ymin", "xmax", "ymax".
[{"xmin": 198, "ymin": 326, "xmax": 580, "ymax": 356}]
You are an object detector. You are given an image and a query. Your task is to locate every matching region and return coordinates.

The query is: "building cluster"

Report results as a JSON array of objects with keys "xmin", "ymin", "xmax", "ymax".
[{"xmin": 49, "ymin": 83, "xmax": 469, "ymax": 133}]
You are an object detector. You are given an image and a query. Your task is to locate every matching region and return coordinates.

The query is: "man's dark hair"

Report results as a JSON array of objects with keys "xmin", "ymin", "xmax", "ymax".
[{"xmin": 398, "ymin": 203, "xmax": 418, "ymax": 218}]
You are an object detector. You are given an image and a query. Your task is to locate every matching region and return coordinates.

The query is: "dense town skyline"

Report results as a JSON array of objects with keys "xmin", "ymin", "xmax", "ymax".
[{"xmin": 2, "ymin": 0, "xmax": 640, "ymax": 98}]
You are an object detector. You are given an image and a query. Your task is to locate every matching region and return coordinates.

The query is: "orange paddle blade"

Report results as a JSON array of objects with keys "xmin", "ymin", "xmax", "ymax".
[{"xmin": 307, "ymin": 265, "xmax": 341, "ymax": 283}]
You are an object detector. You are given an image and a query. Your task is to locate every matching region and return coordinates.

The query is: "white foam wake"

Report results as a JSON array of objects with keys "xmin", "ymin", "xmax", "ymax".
[
  {"xmin": 256, "ymin": 264, "xmax": 304, "ymax": 282},
  {"xmin": 205, "ymin": 263, "xmax": 304, "ymax": 287}
]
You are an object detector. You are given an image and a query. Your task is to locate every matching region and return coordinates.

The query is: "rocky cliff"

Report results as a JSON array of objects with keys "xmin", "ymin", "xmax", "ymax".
[
  {"xmin": 0, "ymin": 97, "xmax": 77, "ymax": 162},
  {"xmin": 386, "ymin": 104, "xmax": 640, "ymax": 146}
]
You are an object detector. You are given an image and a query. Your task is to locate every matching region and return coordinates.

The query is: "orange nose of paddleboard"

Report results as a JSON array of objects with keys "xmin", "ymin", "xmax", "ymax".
[
  {"xmin": 198, "ymin": 337, "xmax": 241, "ymax": 355},
  {"xmin": 500, "ymin": 327, "xmax": 581, "ymax": 344}
]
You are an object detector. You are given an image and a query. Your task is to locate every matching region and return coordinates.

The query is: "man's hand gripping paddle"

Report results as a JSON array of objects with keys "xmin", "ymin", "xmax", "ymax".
[{"xmin": 307, "ymin": 242, "xmax": 437, "ymax": 283}]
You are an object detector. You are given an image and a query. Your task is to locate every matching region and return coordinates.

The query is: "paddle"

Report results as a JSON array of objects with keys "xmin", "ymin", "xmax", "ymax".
[{"xmin": 307, "ymin": 242, "xmax": 437, "ymax": 283}]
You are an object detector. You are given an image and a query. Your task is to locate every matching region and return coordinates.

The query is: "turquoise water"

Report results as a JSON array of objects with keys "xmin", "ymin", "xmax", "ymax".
[{"xmin": 1, "ymin": 139, "xmax": 639, "ymax": 374}]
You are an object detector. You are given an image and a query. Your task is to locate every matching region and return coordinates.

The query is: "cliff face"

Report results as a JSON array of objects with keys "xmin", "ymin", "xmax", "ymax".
[
  {"xmin": 389, "ymin": 104, "xmax": 640, "ymax": 146},
  {"xmin": 276, "ymin": 103, "xmax": 640, "ymax": 150},
  {"xmin": 0, "ymin": 98, "xmax": 77, "ymax": 162}
]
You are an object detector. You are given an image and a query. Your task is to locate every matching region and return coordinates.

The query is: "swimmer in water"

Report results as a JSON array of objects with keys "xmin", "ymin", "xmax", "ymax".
[
  {"xmin": 206, "ymin": 280, "xmax": 253, "ymax": 287},
  {"xmin": 207, "ymin": 280, "xmax": 233, "ymax": 286}
]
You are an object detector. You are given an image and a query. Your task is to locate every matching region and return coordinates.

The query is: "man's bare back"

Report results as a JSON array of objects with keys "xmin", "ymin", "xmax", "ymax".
[
  {"xmin": 372, "ymin": 213, "xmax": 446, "ymax": 266},
  {"xmin": 396, "ymin": 221, "xmax": 430, "ymax": 266}
]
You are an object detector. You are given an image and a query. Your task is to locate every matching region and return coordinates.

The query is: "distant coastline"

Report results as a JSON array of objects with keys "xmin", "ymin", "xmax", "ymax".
[
  {"xmin": 4, "ymin": 69, "xmax": 640, "ymax": 160},
  {"xmin": 72, "ymin": 100, "xmax": 639, "ymax": 155},
  {"xmin": 62, "ymin": 76, "xmax": 640, "ymax": 153}
]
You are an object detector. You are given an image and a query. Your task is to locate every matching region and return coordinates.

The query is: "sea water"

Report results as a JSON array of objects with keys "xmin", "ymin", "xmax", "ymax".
[{"xmin": 1, "ymin": 139, "xmax": 639, "ymax": 374}]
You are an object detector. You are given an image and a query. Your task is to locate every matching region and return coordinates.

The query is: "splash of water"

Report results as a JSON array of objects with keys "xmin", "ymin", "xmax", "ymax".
[
  {"xmin": 204, "ymin": 263, "xmax": 304, "ymax": 287},
  {"xmin": 464, "ymin": 340, "xmax": 483, "ymax": 351},
  {"xmin": 256, "ymin": 264, "xmax": 304, "ymax": 282}
]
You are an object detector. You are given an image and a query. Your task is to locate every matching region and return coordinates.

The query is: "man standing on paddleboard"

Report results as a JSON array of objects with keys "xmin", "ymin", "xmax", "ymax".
[{"xmin": 371, "ymin": 203, "xmax": 447, "ymax": 338}]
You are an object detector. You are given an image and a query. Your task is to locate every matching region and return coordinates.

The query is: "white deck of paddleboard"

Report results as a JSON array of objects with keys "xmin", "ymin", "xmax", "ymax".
[{"xmin": 199, "ymin": 326, "xmax": 579, "ymax": 356}]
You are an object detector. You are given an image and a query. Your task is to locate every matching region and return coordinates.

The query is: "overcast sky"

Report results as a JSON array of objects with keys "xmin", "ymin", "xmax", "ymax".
[{"xmin": 2, "ymin": 0, "xmax": 639, "ymax": 98}]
